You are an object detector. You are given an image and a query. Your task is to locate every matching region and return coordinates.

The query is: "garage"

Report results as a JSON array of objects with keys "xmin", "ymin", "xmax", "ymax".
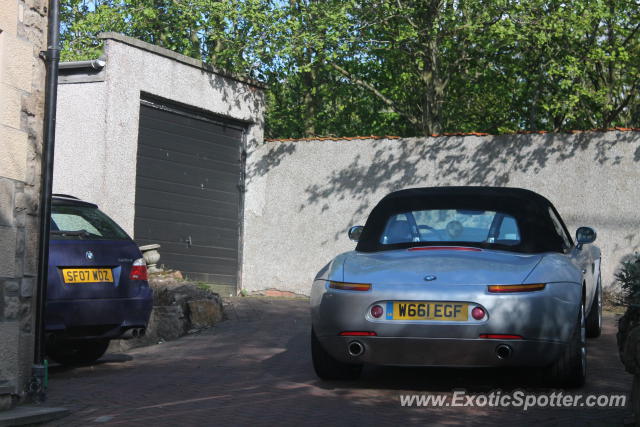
[{"xmin": 134, "ymin": 98, "xmax": 247, "ymax": 289}]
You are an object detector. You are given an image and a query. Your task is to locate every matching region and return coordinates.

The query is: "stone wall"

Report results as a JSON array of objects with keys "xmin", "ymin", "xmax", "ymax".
[
  {"xmin": 0, "ymin": 0, "xmax": 47, "ymax": 409},
  {"xmin": 242, "ymin": 131, "xmax": 640, "ymax": 295}
]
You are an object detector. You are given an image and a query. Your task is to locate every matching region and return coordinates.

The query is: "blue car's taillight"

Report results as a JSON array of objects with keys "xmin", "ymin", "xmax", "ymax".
[{"xmin": 130, "ymin": 258, "xmax": 148, "ymax": 281}]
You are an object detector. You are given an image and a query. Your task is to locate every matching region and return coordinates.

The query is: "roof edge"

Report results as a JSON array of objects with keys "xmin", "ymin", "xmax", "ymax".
[{"xmin": 98, "ymin": 32, "xmax": 266, "ymax": 90}]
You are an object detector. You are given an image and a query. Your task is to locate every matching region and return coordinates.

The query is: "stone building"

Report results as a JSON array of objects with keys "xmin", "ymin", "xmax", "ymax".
[{"xmin": 0, "ymin": 0, "xmax": 48, "ymax": 409}]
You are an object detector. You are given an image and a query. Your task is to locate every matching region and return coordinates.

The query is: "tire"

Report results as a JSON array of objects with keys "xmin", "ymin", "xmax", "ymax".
[
  {"xmin": 311, "ymin": 328, "xmax": 362, "ymax": 380},
  {"xmin": 586, "ymin": 275, "xmax": 602, "ymax": 338},
  {"xmin": 549, "ymin": 304, "xmax": 586, "ymax": 388},
  {"xmin": 46, "ymin": 339, "xmax": 110, "ymax": 366}
]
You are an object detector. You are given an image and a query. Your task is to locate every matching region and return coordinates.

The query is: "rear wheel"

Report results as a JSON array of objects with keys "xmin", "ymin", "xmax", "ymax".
[
  {"xmin": 549, "ymin": 304, "xmax": 586, "ymax": 388},
  {"xmin": 46, "ymin": 339, "xmax": 110, "ymax": 366},
  {"xmin": 311, "ymin": 328, "xmax": 362, "ymax": 380},
  {"xmin": 586, "ymin": 275, "xmax": 602, "ymax": 338}
]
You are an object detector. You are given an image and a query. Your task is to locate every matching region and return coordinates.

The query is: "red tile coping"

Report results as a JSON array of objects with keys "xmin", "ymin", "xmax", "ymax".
[{"xmin": 265, "ymin": 127, "xmax": 640, "ymax": 142}]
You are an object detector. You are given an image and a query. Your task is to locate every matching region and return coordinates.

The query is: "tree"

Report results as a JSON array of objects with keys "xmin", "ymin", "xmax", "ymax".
[
  {"xmin": 60, "ymin": 0, "xmax": 640, "ymax": 138},
  {"xmin": 60, "ymin": 0, "xmax": 275, "ymax": 78}
]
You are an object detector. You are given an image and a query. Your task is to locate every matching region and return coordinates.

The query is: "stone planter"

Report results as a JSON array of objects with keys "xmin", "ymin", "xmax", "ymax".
[{"xmin": 139, "ymin": 243, "xmax": 161, "ymax": 273}]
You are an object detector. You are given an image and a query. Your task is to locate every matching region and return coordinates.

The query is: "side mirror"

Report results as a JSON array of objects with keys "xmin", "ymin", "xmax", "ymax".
[
  {"xmin": 348, "ymin": 225, "xmax": 364, "ymax": 242},
  {"xmin": 576, "ymin": 227, "xmax": 596, "ymax": 249}
]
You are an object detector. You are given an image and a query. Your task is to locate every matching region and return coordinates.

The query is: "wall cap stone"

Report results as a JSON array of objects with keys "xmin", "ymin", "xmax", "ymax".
[
  {"xmin": 97, "ymin": 32, "xmax": 266, "ymax": 90},
  {"xmin": 265, "ymin": 128, "xmax": 640, "ymax": 143}
]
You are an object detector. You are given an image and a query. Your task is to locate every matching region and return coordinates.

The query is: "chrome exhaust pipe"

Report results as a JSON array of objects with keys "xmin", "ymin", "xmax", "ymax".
[
  {"xmin": 495, "ymin": 344, "xmax": 513, "ymax": 360},
  {"xmin": 347, "ymin": 341, "xmax": 365, "ymax": 357},
  {"xmin": 131, "ymin": 328, "xmax": 146, "ymax": 338},
  {"xmin": 121, "ymin": 328, "xmax": 146, "ymax": 339},
  {"xmin": 121, "ymin": 329, "xmax": 136, "ymax": 339}
]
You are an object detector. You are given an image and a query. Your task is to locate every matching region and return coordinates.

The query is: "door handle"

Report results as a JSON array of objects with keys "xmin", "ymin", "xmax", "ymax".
[{"xmin": 185, "ymin": 235, "xmax": 192, "ymax": 248}]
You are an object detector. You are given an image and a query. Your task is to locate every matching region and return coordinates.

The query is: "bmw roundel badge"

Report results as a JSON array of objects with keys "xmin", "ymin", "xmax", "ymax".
[{"xmin": 85, "ymin": 251, "xmax": 94, "ymax": 260}]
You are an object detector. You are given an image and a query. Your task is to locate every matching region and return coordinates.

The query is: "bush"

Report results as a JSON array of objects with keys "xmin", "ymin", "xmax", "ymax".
[{"xmin": 616, "ymin": 253, "xmax": 640, "ymax": 305}]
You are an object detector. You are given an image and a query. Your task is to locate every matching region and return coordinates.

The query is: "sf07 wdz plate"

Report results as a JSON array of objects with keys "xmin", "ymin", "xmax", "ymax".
[
  {"xmin": 62, "ymin": 268, "xmax": 114, "ymax": 284},
  {"xmin": 388, "ymin": 301, "xmax": 468, "ymax": 321}
]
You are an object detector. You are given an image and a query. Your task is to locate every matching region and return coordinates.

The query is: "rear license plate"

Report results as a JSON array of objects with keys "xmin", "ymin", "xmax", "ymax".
[
  {"xmin": 62, "ymin": 268, "xmax": 114, "ymax": 284},
  {"xmin": 389, "ymin": 301, "xmax": 468, "ymax": 321}
]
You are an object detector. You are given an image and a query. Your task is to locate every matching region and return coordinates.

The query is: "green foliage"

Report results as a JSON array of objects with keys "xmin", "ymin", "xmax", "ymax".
[
  {"xmin": 195, "ymin": 282, "xmax": 212, "ymax": 292},
  {"xmin": 61, "ymin": 0, "xmax": 274, "ymax": 78},
  {"xmin": 61, "ymin": 0, "xmax": 640, "ymax": 138},
  {"xmin": 616, "ymin": 254, "xmax": 640, "ymax": 305}
]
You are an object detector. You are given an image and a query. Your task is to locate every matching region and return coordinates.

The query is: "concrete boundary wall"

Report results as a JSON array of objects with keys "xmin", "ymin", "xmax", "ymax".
[{"xmin": 242, "ymin": 131, "xmax": 640, "ymax": 295}]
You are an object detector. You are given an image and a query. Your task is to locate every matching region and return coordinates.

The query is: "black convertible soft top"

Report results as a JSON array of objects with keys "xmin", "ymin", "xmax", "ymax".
[{"xmin": 356, "ymin": 186, "xmax": 573, "ymax": 253}]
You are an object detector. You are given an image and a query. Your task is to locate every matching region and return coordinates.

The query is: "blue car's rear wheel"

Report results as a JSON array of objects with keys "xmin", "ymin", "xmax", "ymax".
[
  {"xmin": 46, "ymin": 339, "xmax": 110, "ymax": 365},
  {"xmin": 311, "ymin": 328, "xmax": 362, "ymax": 380}
]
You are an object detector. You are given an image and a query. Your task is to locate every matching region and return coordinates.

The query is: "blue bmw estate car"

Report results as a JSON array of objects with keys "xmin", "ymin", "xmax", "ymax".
[{"xmin": 45, "ymin": 195, "xmax": 153, "ymax": 364}]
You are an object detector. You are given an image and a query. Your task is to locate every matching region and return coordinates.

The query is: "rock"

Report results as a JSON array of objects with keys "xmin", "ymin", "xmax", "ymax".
[
  {"xmin": 147, "ymin": 271, "xmax": 183, "ymax": 288},
  {"xmin": 109, "ymin": 280, "xmax": 224, "ymax": 353},
  {"xmin": 109, "ymin": 305, "xmax": 189, "ymax": 352},
  {"xmin": 188, "ymin": 299, "xmax": 223, "ymax": 329},
  {"xmin": 150, "ymin": 306, "xmax": 188, "ymax": 341},
  {"xmin": 0, "ymin": 393, "xmax": 14, "ymax": 411}
]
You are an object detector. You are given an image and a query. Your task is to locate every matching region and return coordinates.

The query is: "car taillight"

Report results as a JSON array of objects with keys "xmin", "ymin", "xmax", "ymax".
[
  {"xmin": 129, "ymin": 258, "xmax": 148, "ymax": 281},
  {"xmin": 329, "ymin": 281, "xmax": 371, "ymax": 291},
  {"xmin": 487, "ymin": 283, "xmax": 545, "ymax": 293},
  {"xmin": 479, "ymin": 334, "xmax": 523, "ymax": 339}
]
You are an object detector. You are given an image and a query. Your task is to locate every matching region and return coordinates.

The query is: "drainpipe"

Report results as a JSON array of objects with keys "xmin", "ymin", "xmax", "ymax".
[
  {"xmin": 30, "ymin": 0, "xmax": 60, "ymax": 402},
  {"xmin": 58, "ymin": 59, "xmax": 105, "ymax": 70}
]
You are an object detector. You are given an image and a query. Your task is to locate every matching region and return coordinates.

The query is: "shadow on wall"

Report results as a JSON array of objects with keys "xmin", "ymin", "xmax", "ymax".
[
  {"xmin": 0, "ymin": 197, "xmax": 9, "ymax": 227},
  {"xmin": 613, "ymin": 235, "xmax": 640, "ymax": 259},
  {"xmin": 287, "ymin": 132, "xmax": 638, "ymax": 240},
  {"xmin": 246, "ymin": 142, "xmax": 297, "ymax": 184},
  {"xmin": 202, "ymin": 69, "xmax": 265, "ymax": 135}
]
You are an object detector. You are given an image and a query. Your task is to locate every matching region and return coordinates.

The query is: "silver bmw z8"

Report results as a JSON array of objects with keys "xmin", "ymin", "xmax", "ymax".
[{"xmin": 310, "ymin": 187, "xmax": 601, "ymax": 387}]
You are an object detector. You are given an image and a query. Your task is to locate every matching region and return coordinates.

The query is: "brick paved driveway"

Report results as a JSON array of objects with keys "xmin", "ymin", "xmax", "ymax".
[{"xmin": 46, "ymin": 298, "xmax": 632, "ymax": 426}]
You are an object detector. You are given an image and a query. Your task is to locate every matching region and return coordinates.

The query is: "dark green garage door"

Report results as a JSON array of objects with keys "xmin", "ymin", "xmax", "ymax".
[{"xmin": 134, "ymin": 99, "xmax": 245, "ymax": 289}]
